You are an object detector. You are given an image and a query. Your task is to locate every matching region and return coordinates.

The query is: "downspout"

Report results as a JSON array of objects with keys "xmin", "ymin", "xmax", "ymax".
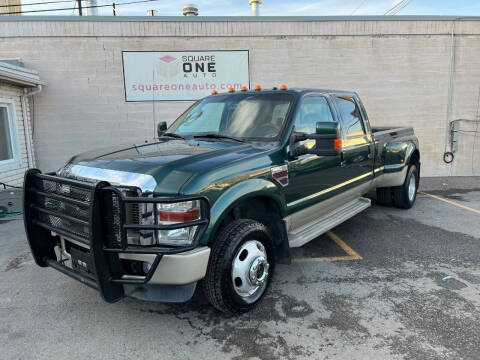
[
  {"xmin": 21, "ymin": 84, "xmax": 42, "ymax": 168},
  {"xmin": 444, "ymin": 21, "xmax": 456, "ymax": 155}
]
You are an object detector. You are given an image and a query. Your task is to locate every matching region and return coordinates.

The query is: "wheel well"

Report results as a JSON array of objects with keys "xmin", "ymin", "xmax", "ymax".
[
  {"xmin": 410, "ymin": 149, "xmax": 420, "ymax": 167},
  {"xmin": 218, "ymin": 196, "xmax": 291, "ymax": 264}
]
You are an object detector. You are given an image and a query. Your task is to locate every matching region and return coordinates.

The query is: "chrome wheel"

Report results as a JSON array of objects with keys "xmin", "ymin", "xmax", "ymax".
[
  {"xmin": 231, "ymin": 240, "xmax": 270, "ymax": 304},
  {"xmin": 408, "ymin": 173, "xmax": 416, "ymax": 202}
]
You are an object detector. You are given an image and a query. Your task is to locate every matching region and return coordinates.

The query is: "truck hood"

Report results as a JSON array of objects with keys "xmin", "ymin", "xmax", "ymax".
[{"xmin": 57, "ymin": 139, "xmax": 273, "ymax": 194}]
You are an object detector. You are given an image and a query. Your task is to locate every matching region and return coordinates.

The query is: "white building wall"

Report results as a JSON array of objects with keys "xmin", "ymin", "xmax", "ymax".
[
  {"xmin": 0, "ymin": 82, "xmax": 33, "ymax": 187},
  {"xmin": 0, "ymin": 17, "xmax": 479, "ymax": 176}
]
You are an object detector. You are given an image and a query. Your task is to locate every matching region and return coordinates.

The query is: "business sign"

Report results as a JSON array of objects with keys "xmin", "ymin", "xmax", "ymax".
[{"xmin": 122, "ymin": 50, "xmax": 249, "ymax": 101}]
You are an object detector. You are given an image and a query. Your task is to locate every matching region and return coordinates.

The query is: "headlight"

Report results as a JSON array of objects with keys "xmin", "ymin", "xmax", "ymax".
[{"xmin": 156, "ymin": 200, "xmax": 200, "ymax": 246}]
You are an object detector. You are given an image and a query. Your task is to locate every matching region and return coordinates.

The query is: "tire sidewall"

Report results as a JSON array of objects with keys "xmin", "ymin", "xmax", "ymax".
[{"xmin": 220, "ymin": 224, "xmax": 275, "ymax": 312}]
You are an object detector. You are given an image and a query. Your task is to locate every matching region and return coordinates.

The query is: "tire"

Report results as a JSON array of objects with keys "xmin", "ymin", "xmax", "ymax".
[
  {"xmin": 376, "ymin": 187, "xmax": 393, "ymax": 206},
  {"xmin": 202, "ymin": 219, "xmax": 275, "ymax": 314},
  {"xmin": 392, "ymin": 164, "xmax": 419, "ymax": 209}
]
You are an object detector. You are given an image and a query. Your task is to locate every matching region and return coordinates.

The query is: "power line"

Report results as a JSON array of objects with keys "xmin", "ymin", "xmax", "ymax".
[
  {"xmin": 350, "ymin": 0, "xmax": 368, "ymax": 15},
  {"xmin": 384, "ymin": 0, "xmax": 413, "ymax": 15},
  {"xmin": 1, "ymin": 0, "xmax": 160, "ymax": 15},
  {"xmin": 0, "ymin": 0, "xmax": 73, "ymax": 8}
]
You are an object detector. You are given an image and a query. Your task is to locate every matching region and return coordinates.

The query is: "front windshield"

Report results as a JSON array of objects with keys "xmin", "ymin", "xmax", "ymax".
[{"xmin": 168, "ymin": 92, "xmax": 294, "ymax": 140}]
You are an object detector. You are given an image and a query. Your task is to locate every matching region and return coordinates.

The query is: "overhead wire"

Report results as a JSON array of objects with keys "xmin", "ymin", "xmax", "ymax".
[
  {"xmin": 384, "ymin": 0, "xmax": 413, "ymax": 15},
  {"xmin": 1, "ymin": 0, "xmax": 160, "ymax": 15},
  {"xmin": 350, "ymin": 0, "xmax": 368, "ymax": 15}
]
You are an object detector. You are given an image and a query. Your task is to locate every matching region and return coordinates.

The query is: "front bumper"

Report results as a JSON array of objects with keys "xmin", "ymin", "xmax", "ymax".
[{"xmin": 23, "ymin": 169, "xmax": 210, "ymax": 303}]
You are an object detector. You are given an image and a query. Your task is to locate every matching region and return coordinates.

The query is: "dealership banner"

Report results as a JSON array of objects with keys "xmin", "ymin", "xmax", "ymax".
[{"xmin": 122, "ymin": 50, "xmax": 250, "ymax": 101}]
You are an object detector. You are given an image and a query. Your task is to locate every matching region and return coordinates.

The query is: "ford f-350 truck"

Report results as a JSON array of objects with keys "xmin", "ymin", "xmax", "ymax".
[{"xmin": 23, "ymin": 87, "xmax": 420, "ymax": 313}]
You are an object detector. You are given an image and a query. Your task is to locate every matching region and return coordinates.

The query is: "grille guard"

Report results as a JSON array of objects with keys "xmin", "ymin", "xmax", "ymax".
[{"xmin": 23, "ymin": 169, "xmax": 210, "ymax": 302}]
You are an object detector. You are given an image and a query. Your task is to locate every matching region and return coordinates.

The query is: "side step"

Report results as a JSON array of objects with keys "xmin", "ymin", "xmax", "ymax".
[{"xmin": 288, "ymin": 197, "xmax": 371, "ymax": 248}]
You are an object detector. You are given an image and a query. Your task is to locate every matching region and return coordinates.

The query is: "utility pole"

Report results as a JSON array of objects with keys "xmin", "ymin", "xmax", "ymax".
[
  {"xmin": 77, "ymin": 0, "xmax": 82, "ymax": 15},
  {"xmin": 112, "ymin": 3, "xmax": 116, "ymax": 15}
]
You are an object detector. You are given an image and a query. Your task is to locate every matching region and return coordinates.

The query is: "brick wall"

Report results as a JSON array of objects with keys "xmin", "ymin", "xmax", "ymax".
[
  {"xmin": 0, "ymin": 18, "xmax": 479, "ymax": 176},
  {"xmin": 0, "ymin": 82, "xmax": 34, "ymax": 187}
]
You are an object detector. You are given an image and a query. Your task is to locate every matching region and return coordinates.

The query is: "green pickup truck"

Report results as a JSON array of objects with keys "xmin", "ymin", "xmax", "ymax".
[{"xmin": 23, "ymin": 88, "xmax": 420, "ymax": 313}]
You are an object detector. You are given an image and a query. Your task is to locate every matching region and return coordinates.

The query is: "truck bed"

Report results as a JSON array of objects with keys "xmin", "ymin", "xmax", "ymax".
[{"xmin": 371, "ymin": 126, "xmax": 415, "ymax": 140}]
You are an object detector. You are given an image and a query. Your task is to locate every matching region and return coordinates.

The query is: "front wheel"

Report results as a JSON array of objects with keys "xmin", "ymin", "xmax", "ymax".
[
  {"xmin": 393, "ymin": 164, "xmax": 419, "ymax": 209},
  {"xmin": 202, "ymin": 219, "xmax": 275, "ymax": 314}
]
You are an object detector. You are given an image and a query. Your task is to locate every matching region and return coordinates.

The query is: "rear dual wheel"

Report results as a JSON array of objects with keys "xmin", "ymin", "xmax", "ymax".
[
  {"xmin": 393, "ymin": 164, "xmax": 419, "ymax": 209},
  {"xmin": 376, "ymin": 164, "xmax": 419, "ymax": 209},
  {"xmin": 202, "ymin": 219, "xmax": 275, "ymax": 314}
]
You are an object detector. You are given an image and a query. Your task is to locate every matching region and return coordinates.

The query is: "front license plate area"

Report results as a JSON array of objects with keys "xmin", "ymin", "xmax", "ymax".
[{"xmin": 70, "ymin": 247, "xmax": 96, "ymax": 277}]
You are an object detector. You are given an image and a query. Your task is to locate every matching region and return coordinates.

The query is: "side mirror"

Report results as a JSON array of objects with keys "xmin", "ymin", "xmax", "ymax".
[
  {"xmin": 290, "ymin": 121, "xmax": 341, "ymax": 157},
  {"xmin": 157, "ymin": 121, "xmax": 167, "ymax": 138},
  {"xmin": 316, "ymin": 121, "xmax": 339, "ymax": 136}
]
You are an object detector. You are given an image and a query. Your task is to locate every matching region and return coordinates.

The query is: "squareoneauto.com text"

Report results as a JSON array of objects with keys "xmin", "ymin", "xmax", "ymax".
[{"xmin": 132, "ymin": 82, "xmax": 243, "ymax": 92}]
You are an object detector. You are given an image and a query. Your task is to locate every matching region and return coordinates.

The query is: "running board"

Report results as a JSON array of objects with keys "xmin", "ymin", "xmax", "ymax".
[{"xmin": 288, "ymin": 197, "xmax": 371, "ymax": 248}]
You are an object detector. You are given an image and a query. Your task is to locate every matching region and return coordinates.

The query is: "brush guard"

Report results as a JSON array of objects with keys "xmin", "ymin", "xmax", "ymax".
[{"xmin": 23, "ymin": 169, "xmax": 210, "ymax": 303}]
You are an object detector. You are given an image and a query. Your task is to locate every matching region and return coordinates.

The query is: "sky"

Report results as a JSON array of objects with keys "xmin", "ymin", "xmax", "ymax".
[{"xmin": 15, "ymin": 0, "xmax": 480, "ymax": 17}]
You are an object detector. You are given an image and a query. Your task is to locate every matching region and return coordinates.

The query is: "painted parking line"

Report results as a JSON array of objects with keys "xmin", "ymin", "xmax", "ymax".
[
  {"xmin": 292, "ymin": 230, "xmax": 363, "ymax": 263},
  {"xmin": 419, "ymin": 191, "xmax": 480, "ymax": 215}
]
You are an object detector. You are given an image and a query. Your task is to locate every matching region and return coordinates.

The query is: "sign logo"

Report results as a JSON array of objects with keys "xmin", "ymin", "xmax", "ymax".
[
  {"xmin": 181, "ymin": 55, "xmax": 216, "ymax": 79},
  {"xmin": 159, "ymin": 55, "xmax": 176, "ymax": 63}
]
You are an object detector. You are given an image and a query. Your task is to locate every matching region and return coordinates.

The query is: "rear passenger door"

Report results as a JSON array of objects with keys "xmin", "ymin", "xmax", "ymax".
[{"xmin": 333, "ymin": 95, "xmax": 374, "ymax": 190}]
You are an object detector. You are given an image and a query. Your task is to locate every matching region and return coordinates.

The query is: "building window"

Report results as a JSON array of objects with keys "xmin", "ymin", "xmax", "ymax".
[{"xmin": 0, "ymin": 99, "xmax": 21, "ymax": 171}]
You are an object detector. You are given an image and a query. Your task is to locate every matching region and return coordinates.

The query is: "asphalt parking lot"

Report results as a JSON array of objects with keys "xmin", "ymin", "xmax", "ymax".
[{"xmin": 1, "ymin": 176, "xmax": 480, "ymax": 360}]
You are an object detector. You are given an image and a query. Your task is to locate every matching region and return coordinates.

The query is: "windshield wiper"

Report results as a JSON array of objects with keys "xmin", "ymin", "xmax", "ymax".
[
  {"xmin": 193, "ymin": 133, "xmax": 245, "ymax": 143},
  {"xmin": 161, "ymin": 132, "xmax": 187, "ymax": 140}
]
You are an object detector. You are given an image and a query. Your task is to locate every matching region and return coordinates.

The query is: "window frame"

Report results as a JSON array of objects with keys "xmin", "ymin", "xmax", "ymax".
[
  {"xmin": 0, "ymin": 98, "xmax": 22, "ymax": 171},
  {"xmin": 334, "ymin": 95, "xmax": 366, "ymax": 140},
  {"xmin": 293, "ymin": 94, "xmax": 336, "ymax": 134}
]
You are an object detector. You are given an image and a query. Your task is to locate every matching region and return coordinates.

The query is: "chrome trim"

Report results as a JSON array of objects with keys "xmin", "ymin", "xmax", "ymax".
[
  {"xmin": 374, "ymin": 166, "xmax": 384, "ymax": 174},
  {"xmin": 374, "ymin": 165, "xmax": 408, "ymax": 188},
  {"xmin": 287, "ymin": 171, "xmax": 373, "ymax": 208},
  {"xmin": 57, "ymin": 164, "xmax": 157, "ymax": 192}
]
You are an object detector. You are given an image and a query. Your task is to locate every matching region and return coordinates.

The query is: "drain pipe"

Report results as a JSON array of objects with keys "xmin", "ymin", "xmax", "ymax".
[
  {"xmin": 444, "ymin": 20, "xmax": 456, "ymax": 156},
  {"xmin": 20, "ymin": 84, "xmax": 42, "ymax": 168}
]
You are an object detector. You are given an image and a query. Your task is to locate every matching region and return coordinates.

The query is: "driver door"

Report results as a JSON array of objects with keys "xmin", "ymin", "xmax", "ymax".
[{"xmin": 285, "ymin": 95, "xmax": 342, "ymax": 213}]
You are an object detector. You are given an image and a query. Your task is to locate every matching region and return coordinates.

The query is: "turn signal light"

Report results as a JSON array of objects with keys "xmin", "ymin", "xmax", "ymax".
[
  {"xmin": 211, "ymin": 90, "xmax": 218, "ymax": 95},
  {"xmin": 241, "ymin": 86, "xmax": 248, "ymax": 92},
  {"xmin": 333, "ymin": 138, "xmax": 342, "ymax": 151},
  {"xmin": 159, "ymin": 208, "xmax": 200, "ymax": 223},
  {"xmin": 280, "ymin": 84, "xmax": 288, "ymax": 90},
  {"xmin": 255, "ymin": 85, "xmax": 262, "ymax": 91},
  {"xmin": 228, "ymin": 87, "xmax": 235, "ymax": 93}
]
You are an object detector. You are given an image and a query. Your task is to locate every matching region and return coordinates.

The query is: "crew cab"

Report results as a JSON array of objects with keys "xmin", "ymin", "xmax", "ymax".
[{"xmin": 23, "ymin": 87, "xmax": 420, "ymax": 313}]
